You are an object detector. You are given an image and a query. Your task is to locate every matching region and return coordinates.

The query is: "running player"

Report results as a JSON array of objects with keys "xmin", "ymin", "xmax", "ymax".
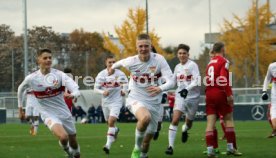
[
  {"xmin": 24, "ymin": 88, "xmax": 40, "ymax": 136},
  {"xmin": 205, "ymin": 42, "xmax": 242, "ymax": 158},
  {"xmin": 165, "ymin": 44, "xmax": 200, "ymax": 155},
  {"xmin": 94, "ymin": 55, "xmax": 128, "ymax": 154},
  {"xmin": 18, "ymin": 49, "xmax": 81, "ymax": 158},
  {"xmin": 109, "ymin": 33, "xmax": 174, "ymax": 158},
  {"xmin": 262, "ymin": 62, "xmax": 276, "ymax": 138}
]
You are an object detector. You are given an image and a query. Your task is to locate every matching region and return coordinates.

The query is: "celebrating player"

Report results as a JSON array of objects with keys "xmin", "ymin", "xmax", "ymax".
[
  {"xmin": 18, "ymin": 49, "xmax": 81, "ymax": 158},
  {"xmin": 109, "ymin": 33, "xmax": 174, "ymax": 158},
  {"xmin": 165, "ymin": 44, "xmax": 200, "ymax": 155},
  {"xmin": 262, "ymin": 62, "xmax": 276, "ymax": 137},
  {"xmin": 94, "ymin": 55, "xmax": 128, "ymax": 154},
  {"xmin": 205, "ymin": 42, "xmax": 242, "ymax": 157},
  {"xmin": 24, "ymin": 88, "xmax": 40, "ymax": 136}
]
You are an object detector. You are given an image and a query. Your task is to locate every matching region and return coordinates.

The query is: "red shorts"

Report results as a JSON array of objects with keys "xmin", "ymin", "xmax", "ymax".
[{"xmin": 205, "ymin": 88, "xmax": 233, "ymax": 116}]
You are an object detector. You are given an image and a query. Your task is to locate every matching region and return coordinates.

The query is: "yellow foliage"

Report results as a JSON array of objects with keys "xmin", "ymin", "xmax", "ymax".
[
  {"xmin": 220, "ymin": 2, "xmax": 276, "ymax": 86},
  {"xmin": 103, "ymin": 7, "xmax": 173, "ymax": 61}
]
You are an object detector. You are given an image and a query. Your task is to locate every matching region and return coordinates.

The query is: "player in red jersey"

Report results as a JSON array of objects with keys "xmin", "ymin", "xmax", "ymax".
[
  {"xmin": 63, "ymin": 68, "xmax": 75, "ymax": 113},
  {"xmin": 205, "ymin": 42, "xmax": 242, "ymax": 157}
]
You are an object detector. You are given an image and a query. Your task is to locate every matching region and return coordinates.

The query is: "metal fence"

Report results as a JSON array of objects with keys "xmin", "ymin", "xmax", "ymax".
[{"xmin": 0, "ymin": 88, "xmax": 272, "ymax": 123}]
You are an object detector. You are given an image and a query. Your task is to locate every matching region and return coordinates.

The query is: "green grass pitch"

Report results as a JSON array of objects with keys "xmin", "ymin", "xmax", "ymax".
[{"xmin": 0, "ymin": 121, "xmax": 275, "ymax": 158}]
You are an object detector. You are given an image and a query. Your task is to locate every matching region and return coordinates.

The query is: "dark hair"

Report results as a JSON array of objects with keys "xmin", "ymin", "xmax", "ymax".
[
  {"xmin": 177, "ymin": 44, "xmax": 190, "ymax": 52},
  {"xmin": 152, "ymin": 45, "xmax": 157, "ymax": 53},
  {"xmin": 37, "ymin": 49, "xmax": 51, "ymax": 56},
  {"xmin": 105, "ymin": 54, "xmax": 115, "ymax": 61},
  {"xmin": 137, "ymin": 33, "xmax": 150, "ymax": 41},
  {"xmin": 212, "ymin": 42, "xmax": 224, "ymax": 53},
  {"xmin": 64, "ymin": 68, "xmax": 72, "ymax": 73}
]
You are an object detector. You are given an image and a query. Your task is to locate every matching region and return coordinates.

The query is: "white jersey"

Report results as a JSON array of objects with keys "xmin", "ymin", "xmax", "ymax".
[
  {"xmin": 94, "ymin": 69, "xmax": 128, "ymax": 105},
  {"xmin": 112, "ymin": 52, "xmax": 174, "ymax": 105},
  {"xmin": 263, "ymin": 62, "xmax": 276, "ymax": 99},
  {"xmin": 174, "ymin": 59, "xmax": 200, "ymax": 99},
  {"xmin": 25, "ymin": 88, "xmax": 40, "ymax": 107},
  {"xmin": 18, "ymin": 68, "xmax": 80, "ymax": 120}
]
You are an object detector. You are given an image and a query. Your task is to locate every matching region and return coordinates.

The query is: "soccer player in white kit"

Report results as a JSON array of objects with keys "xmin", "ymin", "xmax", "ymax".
[
  {"xmin": 24, "ymin": 88, "xmax": 40, "ymax": 136},
  {"xmin": 109, "ymin": 34, "xmax": 174, "ymax": 158},
  {"xmin": 94, "ymin": 55, "xmax": 128, "ymax": 154},
  {"xmin": 165, "ymin": 44, "xmax": 200, "ymax": 155},
  {"xmin": 262, "ymin": 62, "xmax": 276, "ymax": 136},
  {"xmin": 18, "ymin": 49, "xmax": 81, "ymax": 158}
]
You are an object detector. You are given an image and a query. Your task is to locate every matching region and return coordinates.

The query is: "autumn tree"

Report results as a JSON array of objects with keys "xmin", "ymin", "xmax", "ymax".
[
  {"xmin": 28, "ymin": 26, "xmax": 63, "ymax": 51},
  {"xmin": 103, "ymin": 8, "xmax": 173, "ymax": 60},
  {"xmin": 220, "ymin": 2, "xmax": 276, "ymax": 87},
  {"xmin": 0, "ymin": 24, "xmax": 24, "ymax": 92},
  {"xmin": 69, "ymin": 29, "xmax": 108, "ymax": 88}
]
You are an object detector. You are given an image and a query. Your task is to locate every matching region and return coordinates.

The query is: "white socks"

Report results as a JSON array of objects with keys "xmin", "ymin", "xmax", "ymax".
[
  {"xmin": 168, "ymin": 124, "xmax": 178, "ymax": 148},
  {"xmin": 135, "ymin": 128, "xmax": 145, "ymax": 150},
  {"xmin": 182, "ymin": 124, "xmax": 189, "ymax": 132},
  {"xmin": 105, "ymin": 127, "xmax": 116, "ymax": 149},
  {"xmin": 33, "ymin": 120, "xmax": 39, "ymax": 133}
]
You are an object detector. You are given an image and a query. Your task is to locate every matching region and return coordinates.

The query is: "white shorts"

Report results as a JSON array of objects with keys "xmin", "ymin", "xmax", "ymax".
[
  {"xmin": 44, "ymin": 115, "xmax": 76, "ymax": 135},
  {"xmin": 174, "ymin": 97, "xmax": 200, "ymax": 120},
  {"xmin": 26, "ymin": 94, "xmax": 40, "ymax": 117},
  {"xmin": 270, "ymin": 98, "xmax": 276, "ymax": 119},
  {"xmin": 158, "ymin": 105, "xmax": 164, "ymax": 122},
  {"xmin": 26, "ymin": 106, "xmax": 40, "ymax": 117},
  {"xmin": 126, "ymin": 97, "xmax": 160, "ymax": 134},
  {"xmin": 102, "ymin": 102, "xmax": 123, "ymax": 121}
]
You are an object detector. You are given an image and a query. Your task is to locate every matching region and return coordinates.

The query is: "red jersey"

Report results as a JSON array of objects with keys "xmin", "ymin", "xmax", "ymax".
[
  {"xmin": 205, "ymin": 55, "xmax": 232, "ymax": 96},
  {"xmin": 64, "ymin": 90, "xmax": 73, "ymax": 112},
  {"xmin": 168, "ymin": 94, "xmax": 175, "ymax": 108}
]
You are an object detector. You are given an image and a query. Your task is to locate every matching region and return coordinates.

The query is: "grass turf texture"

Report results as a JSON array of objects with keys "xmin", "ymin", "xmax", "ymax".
[{"xmin": 0, "ymin": 121, "xmax": 275, "ymax": 158}]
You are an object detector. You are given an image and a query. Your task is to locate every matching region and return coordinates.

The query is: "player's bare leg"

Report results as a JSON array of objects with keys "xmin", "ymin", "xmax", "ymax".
[
  {"xmin": 165, "ymin": 110, "xmax": 182, "ymax": 155},
  {"xmin": 223, "ymin": 112, "xmax": 242, "ymax": 156},
  {"xmin": 52, "ymin": 124, "xmax": 80, "ymax": 158},
  {"xmin": 206, "ymin": 114, "xmax": 217, "ymax": 158},
  {"xmin": 103, "ymin": 116, "xmax": 119, "ymax": 154},
  {"xmin": 131, "ymin": 107, "xmax": 151, "ymax": 158},
  {"xmin": 140, "ymin": 133, "xmax": 154, "ymax": 158}
]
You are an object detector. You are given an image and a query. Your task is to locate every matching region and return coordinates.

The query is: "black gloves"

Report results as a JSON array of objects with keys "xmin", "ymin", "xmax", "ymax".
[
  {"xmin": 261, "ymin": 91, "xmax": 268, "ymax": 100},
  {"xmin": 161, "ymin": 93, "xmax": 167, "ymax": 104},
  {"xmin": 179, "ymin": 89, "xmax": 188, "ymax": 99}
]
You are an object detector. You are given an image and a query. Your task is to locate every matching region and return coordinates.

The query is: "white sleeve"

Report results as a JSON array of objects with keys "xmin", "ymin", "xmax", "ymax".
[
  {"xmin": 119, "ymin": 72, "xmax": 129, "ymax": 93},
  {"xmin": 186, "ymin": 63, "xmax": 200, "ymax": 91},
  {"xmin": 62, "ymin": 72, "xmax": 80, "ymax": 98},
  {"xmin": 17, "ymin": 76, "xmax": 31, "ymax": 107},
  {"xmin": 263, "ymin": 64, "xmax": 272, "ymax": 92},
  {"xmin": 111, "ymin": 57, "xmax": 132, "ymax": 70},
  {"xmin": 94, "ymin": 73, "xmax": 105, "ymax": 94},
  {"xmin": 158, "ymin": 56, "xmax": 174, "ymax": 91}
]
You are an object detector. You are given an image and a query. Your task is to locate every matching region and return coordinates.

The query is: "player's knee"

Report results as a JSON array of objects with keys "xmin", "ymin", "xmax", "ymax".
[
  {"xmin": 141, "ymin": 115, "xmax": 151, "ymax": 125},
  {"xmin": 59, "ymin": 133, "xmax": 69, "ymax": 142}
]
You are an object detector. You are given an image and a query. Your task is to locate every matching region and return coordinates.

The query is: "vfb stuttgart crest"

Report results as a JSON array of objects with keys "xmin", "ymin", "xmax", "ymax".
[{"xmin": 149, "ymin": 66, "xmax": 156, "ymax": 74}]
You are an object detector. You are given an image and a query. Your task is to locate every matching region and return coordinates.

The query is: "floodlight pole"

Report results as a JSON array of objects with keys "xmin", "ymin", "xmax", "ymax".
[
  {"xmin": 146, "ymin": 0, "xmax": 149, "ymax": 34},
  {"xmin": 23, "ymin": 0, "xmax": 28, "ymax": 77},
  {"xmin": 255, "ymin": 0, "xmax": 260, "ymax": 85}
]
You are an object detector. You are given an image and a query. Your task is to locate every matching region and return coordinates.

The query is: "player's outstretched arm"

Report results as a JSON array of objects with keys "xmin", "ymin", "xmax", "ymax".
[{"xmin": 262, "ymin": 64, "xmax": 272, "ymax": 100}]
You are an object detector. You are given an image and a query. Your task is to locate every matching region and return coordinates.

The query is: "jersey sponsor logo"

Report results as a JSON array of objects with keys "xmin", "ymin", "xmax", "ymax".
[
  {"xmin": 101, "ymin": 82, "xmax": 120, "ymax": 88},
  {"xmin": 33, "ymin": 86, "xmax": 65, "ymax": 99},
  {"xmin": 177, "ymin": 74, "xmax": 192, "ymax": 81},
  {"xmin": 251, "ymin": 105, "xmax": 265, "ymax": 120}
]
